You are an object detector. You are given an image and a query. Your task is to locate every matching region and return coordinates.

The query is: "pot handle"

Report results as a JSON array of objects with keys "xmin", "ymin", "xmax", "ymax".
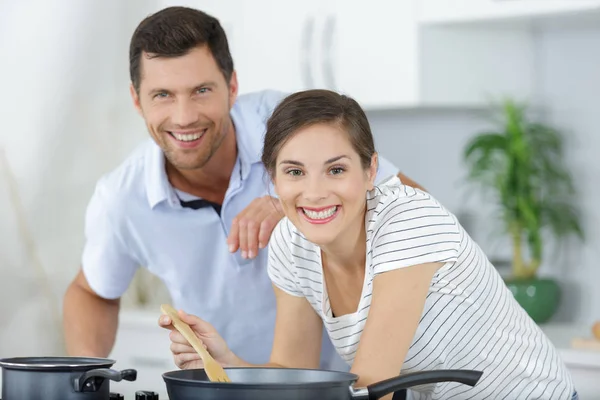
[
  {"xmin": 74, "ymin": 368, "xmax": 137, "ymax": 392},
  {"xmin": 350, "ymin": 369, "xmax": 483, "ymax": 400}
]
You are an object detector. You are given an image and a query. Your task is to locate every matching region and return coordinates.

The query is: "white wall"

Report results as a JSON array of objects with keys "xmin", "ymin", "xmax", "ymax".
[{"xmin": 0, "ymin": 0, "xmax": 160, "ymax": 357}]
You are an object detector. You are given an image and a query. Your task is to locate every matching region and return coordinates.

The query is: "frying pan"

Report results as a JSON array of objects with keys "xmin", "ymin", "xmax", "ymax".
[{"xmin": 162, "ymin": 367, "xmax": 483, "ymax": 400}]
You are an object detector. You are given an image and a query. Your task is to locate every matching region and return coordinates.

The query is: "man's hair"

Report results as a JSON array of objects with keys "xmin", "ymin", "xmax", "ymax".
[{"xmin": 129, "ymin": 6, "xmax": 234, "ymax": 92}]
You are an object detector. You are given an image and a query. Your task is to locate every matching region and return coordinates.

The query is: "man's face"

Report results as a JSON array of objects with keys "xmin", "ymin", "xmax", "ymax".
[{"xmin": 130, "ymin": 45, "xmax": 237, "ymax": 170}]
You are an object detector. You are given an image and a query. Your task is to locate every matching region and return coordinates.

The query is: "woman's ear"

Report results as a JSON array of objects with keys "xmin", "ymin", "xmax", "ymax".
[{"xmin": 368, "ymin": 153, "xmax": 378, "ymax": 190}]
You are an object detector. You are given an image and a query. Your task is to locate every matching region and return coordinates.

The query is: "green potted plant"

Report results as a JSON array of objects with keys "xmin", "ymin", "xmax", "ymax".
[{"xmin": 462, "ymin": 99, "xmax": 584, "ymax": 323}]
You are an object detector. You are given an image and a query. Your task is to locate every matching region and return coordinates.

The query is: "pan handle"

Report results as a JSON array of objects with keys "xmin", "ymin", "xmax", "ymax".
[
  {"xmin": 349, "ymin": 369, "xmax": 483, "ymax": 400},
  {"xmin": 74, "ymin": 368, "xmax": 137, "ymax": 392}
]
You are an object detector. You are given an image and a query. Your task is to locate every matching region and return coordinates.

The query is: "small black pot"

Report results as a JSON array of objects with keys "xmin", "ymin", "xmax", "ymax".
[{"xmin": 0, "ymin": 357, "xmax": 137, "ymax": 400}]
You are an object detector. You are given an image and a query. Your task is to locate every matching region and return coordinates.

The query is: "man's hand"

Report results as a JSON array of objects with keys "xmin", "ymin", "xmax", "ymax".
[{"xmin": 227, "ymin": 196, "xmax": 284, "ymax": 259}]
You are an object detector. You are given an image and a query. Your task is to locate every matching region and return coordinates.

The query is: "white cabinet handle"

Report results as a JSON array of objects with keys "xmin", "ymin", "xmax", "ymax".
[
  {"xmin": 301, "ymin": 16, "xmax": 316, "ymax": 88},
  {"xmin": 322, "ymin": 14, "xmax": 337, "ymax": 91}
]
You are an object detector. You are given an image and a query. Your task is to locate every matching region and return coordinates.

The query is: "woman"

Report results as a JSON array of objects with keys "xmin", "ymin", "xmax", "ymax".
[{"xmin": 159, "ymin": 90, "xmax": 576, "ymax": 399}]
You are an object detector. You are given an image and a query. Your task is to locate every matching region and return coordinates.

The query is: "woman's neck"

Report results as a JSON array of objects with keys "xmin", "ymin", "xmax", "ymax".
[{"xmin": 320, "ymin": 210, "xmax": 367, "ymax": 273}]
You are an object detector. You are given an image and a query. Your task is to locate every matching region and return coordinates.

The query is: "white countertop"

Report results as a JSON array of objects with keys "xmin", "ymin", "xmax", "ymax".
[
  {"xmin": 120, "ymin": 308, "xmax": 600, "ymax": 369},
  {"xmin": 539, "ymin": 323, "xmax": 600, "ymax": 370}
]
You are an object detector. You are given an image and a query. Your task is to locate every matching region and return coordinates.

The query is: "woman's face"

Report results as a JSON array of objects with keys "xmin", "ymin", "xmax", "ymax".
[{"xmin": 273, "ymin": 123, "xmax": 377, "ymax": 247}]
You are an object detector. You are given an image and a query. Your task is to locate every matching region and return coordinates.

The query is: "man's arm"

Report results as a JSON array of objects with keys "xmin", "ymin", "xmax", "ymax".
[
  {"xmin": 397, "ymin": 172, "xmax": 427, "ymax": 192},
  {"xmin": 63, "ymin": 270, "xmax": 120, "ymax": 357}
]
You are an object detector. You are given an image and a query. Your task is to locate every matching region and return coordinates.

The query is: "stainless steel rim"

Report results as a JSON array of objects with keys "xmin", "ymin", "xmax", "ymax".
[
  {"xmin": 162, "ymin": 367, "xmax": 359, "ymax": 388},
  {"xmin": 0, "ymin": 357, "xmax": 115, "ymax": 369}
]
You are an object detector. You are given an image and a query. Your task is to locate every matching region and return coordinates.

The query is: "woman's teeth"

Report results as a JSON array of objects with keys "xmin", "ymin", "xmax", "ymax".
[
  {"xmin": 302, "ymin": 206, "xmax": 338, "ymax": 220},
  {"xmin": 171, "ymin": 131, "xmax": 204, "ymax": 142}
]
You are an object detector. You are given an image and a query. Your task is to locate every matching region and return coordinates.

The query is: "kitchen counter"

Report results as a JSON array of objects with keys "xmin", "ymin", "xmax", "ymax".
[
  {"xmin": 110, "ymin": 310, "xmax": 600, "ymax": 398},
  {"xmin": 540, "ymin": 323, "xmax": 600, "ymax": 369},
  {"xmin": 539, "ymin": 323, "xmax": 600, "ymax": 398},
  {"xmin": 116, "ymin": 309, "xmax": 600, "ymax": 367}
]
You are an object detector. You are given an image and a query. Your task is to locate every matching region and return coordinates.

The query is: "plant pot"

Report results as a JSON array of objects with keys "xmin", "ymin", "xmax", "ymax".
[{"xmin": 504, "ymin": 277, "xmax": 560, "ymax": 324}]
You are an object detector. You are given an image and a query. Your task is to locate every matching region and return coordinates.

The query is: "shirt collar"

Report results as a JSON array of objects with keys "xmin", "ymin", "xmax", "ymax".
[
  {"xmin": 144, "ymin": 141, "xmax": 176, "ymax": 209},
  {"xmin": 230, "ymin": 99, "xmax": 264, "ymax": 178},
  {"xmin": 144, "ymin": 100, "xmax": 266, "ymax": 208}
]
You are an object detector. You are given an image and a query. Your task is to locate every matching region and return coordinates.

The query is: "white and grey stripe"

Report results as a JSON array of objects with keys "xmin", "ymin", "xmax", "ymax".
[{"xmin": 267, "ymin": 176, "xmax": 575, "ymax": 399}]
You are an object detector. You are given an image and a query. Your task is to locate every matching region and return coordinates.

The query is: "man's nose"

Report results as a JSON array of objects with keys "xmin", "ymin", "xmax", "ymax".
[{"xmin": 173, "ymin": 98, "xmax": 199, "ymax": 127}]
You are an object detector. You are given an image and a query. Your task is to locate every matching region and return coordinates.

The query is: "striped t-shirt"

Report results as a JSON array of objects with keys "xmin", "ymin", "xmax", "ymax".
[{"xmin": 267, "ymin": 176, "xmax": 574, "ymax": 399}]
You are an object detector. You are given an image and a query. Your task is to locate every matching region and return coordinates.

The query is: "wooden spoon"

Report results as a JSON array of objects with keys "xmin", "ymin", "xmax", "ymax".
[{"xmin": 160, "ymin": 304, "xmax": 232, "ymax": 382}]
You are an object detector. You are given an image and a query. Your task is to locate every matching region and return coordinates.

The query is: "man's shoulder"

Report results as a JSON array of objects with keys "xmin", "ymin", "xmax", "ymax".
[
  {"xmin": 92, "ymin": 140, "xmax": 153, "ymax": 208},
  {"xmin": 235, "ymin": 89, "xmax": 287, "ymax": 120}
]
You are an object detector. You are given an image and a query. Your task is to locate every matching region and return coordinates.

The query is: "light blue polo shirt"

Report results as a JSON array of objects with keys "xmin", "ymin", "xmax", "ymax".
[{"xmin": 81, "ymin": 90, "xmax": 400, "ymax": 369}]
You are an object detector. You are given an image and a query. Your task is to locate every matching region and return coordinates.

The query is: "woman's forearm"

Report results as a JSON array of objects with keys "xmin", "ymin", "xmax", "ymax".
[{"xmin": 226, "ymin": 353, "xmax": 286, "ymax": 369}]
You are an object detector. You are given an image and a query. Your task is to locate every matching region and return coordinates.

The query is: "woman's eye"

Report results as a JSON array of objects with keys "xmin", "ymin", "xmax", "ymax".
[
  {"xmin": 330, "ymin": 167, "xmax": 345, "ymax": 175},
  {"xmin": 286, "ymin": 169, "xmax": 303, "ymax": 177}
]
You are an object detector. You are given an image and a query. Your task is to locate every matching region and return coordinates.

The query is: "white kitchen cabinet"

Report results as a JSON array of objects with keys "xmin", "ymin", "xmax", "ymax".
[
  {"xmin": 156, "ymin": 1, "xmax": 536, "ymax": 109},
  {"xmin": 158, "ymin": 0, "xmax": 328, "ymax": 96},
  {"xmin": 418, "ymin": 0, "xmax": 600, "ymax": 25},
  {"xmin": 231, "ymin": 0, "xmax": 327, "ymax": 95},
  {"xmin": 323, "ymin": 0, "xmax": 534, "ymax": 109}
]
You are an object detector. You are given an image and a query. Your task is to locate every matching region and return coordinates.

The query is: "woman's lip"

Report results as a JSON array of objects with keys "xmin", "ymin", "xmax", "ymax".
[
  {"xmin": 298, "ymin": 205, "xmax": 340, "ymax": 211},
  {"xmin": 298, "ymin": 206, "xmax": 341, "ymax": 225}
]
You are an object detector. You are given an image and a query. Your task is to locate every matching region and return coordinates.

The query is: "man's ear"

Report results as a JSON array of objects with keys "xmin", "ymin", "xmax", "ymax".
[
  {"xmin": 368, "ymin": 153, "xmax": 378, "ymax": 190},
  {"xmin": 130, "ymin": 83, "xmax": 143, "ymax": 117},
  {"xmin": 228, "ymin": 70, "xmax": 239, "ymax": 107}
]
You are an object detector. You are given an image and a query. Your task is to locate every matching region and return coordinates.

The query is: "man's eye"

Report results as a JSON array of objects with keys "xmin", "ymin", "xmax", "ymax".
[
  {"xmin": 197, "ymin": 87, "xmax": 210, "ymax": 94},
  {"xmin": 154, "ymin": 92, "xmax": 168, "ymax": 99}
]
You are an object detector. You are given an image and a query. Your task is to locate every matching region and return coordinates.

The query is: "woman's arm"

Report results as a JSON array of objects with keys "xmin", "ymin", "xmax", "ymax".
[
  {"xmin": 350, "ymin": 262, "xmax": 442, "ymax": 399},
  {"xmin": 236, "ymin": 284, "xmax": 323, "ymax": 368},
  {"xmin": 161, "ymin": 285, "xmax": 323, "ymax": 370}
]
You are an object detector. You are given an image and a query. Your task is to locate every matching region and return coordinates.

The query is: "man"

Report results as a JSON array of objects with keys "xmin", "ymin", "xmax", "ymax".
[{"xmin": 62, "ymin": 6, "xmax": 425, "ymax": 370}]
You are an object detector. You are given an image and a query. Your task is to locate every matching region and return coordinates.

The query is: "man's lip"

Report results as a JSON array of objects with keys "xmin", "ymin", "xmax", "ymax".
[
  {"xmin": 167, "ymin": 129, "xmax": 207, "ymax": 135},
  {"xmin": 298, "ymin": 205, "xmax": 340, "ymax": 211}
]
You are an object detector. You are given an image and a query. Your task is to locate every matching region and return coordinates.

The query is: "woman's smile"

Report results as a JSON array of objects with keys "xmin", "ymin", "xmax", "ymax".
[{"xmin": 298, "ymin": 205, "xmax": 341, "ymax": 224}]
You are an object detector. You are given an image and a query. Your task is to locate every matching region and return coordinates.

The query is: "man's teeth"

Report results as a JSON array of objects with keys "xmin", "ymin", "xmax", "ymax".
[
  {"xmin": 171, "ymin": 131, "xmax": 204, "ymax": 142},
  {"xmin": 303, "ymin": 206, "xmax": 338, "ymax": 220}
]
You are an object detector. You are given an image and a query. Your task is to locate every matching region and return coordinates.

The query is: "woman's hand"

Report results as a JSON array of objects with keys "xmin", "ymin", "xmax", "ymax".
[{"xmin": 158, "ymin": 309, "xmax": 240, "ymax": 370}]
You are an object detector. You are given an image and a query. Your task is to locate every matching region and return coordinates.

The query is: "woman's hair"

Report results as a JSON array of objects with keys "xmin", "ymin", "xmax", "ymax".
[{"xmin": 262, "ymin": 89, "xmax": 376, "ymax": 178}]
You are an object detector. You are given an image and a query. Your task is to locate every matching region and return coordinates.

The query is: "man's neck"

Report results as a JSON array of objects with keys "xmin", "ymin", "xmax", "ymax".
[{"xmin": 166, "ymin": 124, "xmax": 237, "ymax": 204}]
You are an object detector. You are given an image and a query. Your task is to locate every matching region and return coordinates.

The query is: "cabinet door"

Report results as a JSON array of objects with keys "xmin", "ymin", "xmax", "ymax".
[
  {"xmin": 327, "ymin": 0, "xmax": 419, "ymax": 108},
  {"xmin": 233, "ymin": 0, "xmax": 326, "ymax": 96},
  {"xmin": 419, "ymin": 0, "xmax": 600, "ymax": 24}
]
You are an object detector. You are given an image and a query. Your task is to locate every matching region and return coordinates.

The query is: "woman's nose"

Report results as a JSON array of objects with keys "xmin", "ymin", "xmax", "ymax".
[{"xmin": 302, "ymin": 176, "xmax": 328, "ymax": 202}]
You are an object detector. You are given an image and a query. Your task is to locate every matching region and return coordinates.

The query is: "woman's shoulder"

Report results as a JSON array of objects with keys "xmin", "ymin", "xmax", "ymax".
[
  {"xmin": 368, "ymin": 176, "xmax": 454, "ymax": 223},
  {"xmin": 369, "ymin": 175, "xmax": 431, "ymax": 202},
  {"xmin": 366, "ymin": 176, "xmax": 461, "ymax": 246}
]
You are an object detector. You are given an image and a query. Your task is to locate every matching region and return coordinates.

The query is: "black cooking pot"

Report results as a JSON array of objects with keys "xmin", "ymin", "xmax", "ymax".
[
  {"xmin": 163, "ymin": 367, "xmax": 483, "ymax": 400},
  {"xmin": 0, "ymin": 357, "xmax": 137, "ymax": 400}
]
